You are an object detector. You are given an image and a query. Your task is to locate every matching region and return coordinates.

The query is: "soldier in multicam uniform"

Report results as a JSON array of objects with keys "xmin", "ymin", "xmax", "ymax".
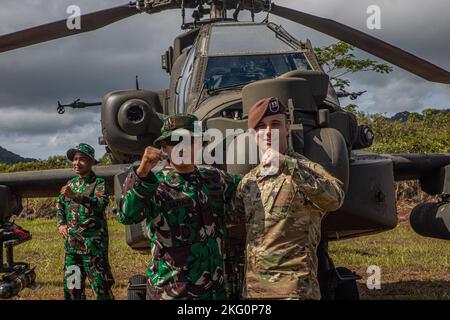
[
  {"xmin": 56, "ymin": 143, "xmax": 115, "ymax": 300},
  {"xmin": 235, "ymin": 97, "xmax": 345, "ymax": 300},
  {"xmin": 116, "ymin": 114, "xmax": 241, "ymax": 300}
]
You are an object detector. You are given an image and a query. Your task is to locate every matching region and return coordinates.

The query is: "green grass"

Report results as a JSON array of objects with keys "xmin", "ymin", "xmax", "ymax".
[
  {"xmin": 5, "ymin": 219, "xmax": 450, "ymax": 299},
  {"xmin": 7, "ymin": 218, "xmax": 148, "ymax": 300},
  {"xmin": 329, "ymin": 226, "xmax": 450, "ymax": 300}
]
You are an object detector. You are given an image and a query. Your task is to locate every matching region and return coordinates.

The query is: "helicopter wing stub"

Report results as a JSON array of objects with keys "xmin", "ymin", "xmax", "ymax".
[
  {"xmin": 270, "ymin": 4, "xmax": 450, "ymax": 84},
  {"xmin": 0, "ymin": 4, "xmax": 141, "ymax": 54},
  {"xmin": 0, "ymin": 164, "xmax": 129, "ymax": 198}
]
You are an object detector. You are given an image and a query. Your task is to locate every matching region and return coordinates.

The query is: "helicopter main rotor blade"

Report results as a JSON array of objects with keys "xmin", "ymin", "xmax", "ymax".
[
  {"xmin": 270, "ymin": 4, "xmax": 450, "ymax": 84},
  {"xmin": 0, "ymin": 3, "xmax": 141, "ymax": 54}
]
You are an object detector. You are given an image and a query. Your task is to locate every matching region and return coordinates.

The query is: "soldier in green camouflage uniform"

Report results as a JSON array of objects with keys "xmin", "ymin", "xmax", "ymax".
[
  {"xmin": 236, "ymin": 98, "xmax": 345, "ymax": 300},
  {"xmin": 56, "ymin": 143, "xmax": 115, "ymax": 300},
  {"xmin": 116, "ymin": 114, "xmax": 241, "ymax": 300}
]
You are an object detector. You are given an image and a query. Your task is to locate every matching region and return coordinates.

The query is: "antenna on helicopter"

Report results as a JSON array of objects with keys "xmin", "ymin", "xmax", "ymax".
[
  {"xmin": 233, "ymin": 1, "xmax": 243, "ymax": 20},
  {"xmin": 251, "ymin": 0, "xmax": 255, "ymax": 22},
  {"xmin": 262, "ymin": 0, "xmax": 272, "ymax": 23},
  {"xmin": 221, "ymin": 0, "xmax": 228, "ymax": 19},
  {"xmin": 135, "ymin": 75, "xmax": 140, "ymax": 90},
  {"xmin": 181, "ymin": 0, "xmax": 186, "ymax": 27}
]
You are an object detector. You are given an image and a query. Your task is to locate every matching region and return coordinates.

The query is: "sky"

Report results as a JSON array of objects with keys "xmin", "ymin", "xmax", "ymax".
[{"xmin": 0, "ymin": 0, "xmax": 449, "ymax": 160}]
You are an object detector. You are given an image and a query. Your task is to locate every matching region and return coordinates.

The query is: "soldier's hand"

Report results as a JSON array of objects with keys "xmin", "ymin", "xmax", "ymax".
[
  {"xmin": 261, "ymin": 148, "xmax": 285, "ymax": 168},
  {"xmin": 58, "ymin": 225, "xmax": 68, "ymax": 239},
  {"xmin": 137, "ymin": 146, "xmax": 163, "ymax": 177}
]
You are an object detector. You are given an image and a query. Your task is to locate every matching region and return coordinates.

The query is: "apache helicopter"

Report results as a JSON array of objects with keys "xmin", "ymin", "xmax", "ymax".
[{"xmin": 0, "ymin": 0, "xmax": 450, "ymax": 300}]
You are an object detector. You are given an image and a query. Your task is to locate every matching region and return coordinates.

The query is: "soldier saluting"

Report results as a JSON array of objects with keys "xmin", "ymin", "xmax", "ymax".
[
  {"xmin": 56, "ymin": 143, "xmax": 114, "ymax": 300},
  {"xmin": 235, "ymin": 97, "xmax": 345, "ymax": 300},
  {"xmin": 116, "ymin": 114, "xmax": 241, "ymax": 300}
]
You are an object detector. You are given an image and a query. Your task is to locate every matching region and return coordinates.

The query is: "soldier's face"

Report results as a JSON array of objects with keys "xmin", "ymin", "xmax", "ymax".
[
  {"xmin": 72, "ymin": 152, "xmax": 94, "ymax": 177},
  {"xmin": 161, "ymin": 137, "xmax": 198, "ymax": 168},
  {"xmin": 254, "ymin": 114, "xmax": 289, "ymax": 154}
]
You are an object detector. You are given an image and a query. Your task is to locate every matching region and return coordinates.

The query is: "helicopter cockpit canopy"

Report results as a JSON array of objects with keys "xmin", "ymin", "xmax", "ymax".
[{"xmin": 204, "ymin": 23, "xmax": 312, "ymax": 90}]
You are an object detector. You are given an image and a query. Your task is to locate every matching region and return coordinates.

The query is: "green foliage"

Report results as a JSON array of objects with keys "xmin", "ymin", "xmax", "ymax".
[
  {"xmin": 0, "ymin": 153, "xmax": 112, "ymax": 173},
  {"xmin": 0, "ymin": 155, "xmax": 70, "ymax": 173},
  {"xmin": 317, "ymin": 41, "xmax": 448, "ymax": 154},
  {"xmin": 314, "ymin": 41, "xmax": 393, "ymax": 91},
  {"xmin": 12, "ymin": 218, "xmax": 149, "ymax": 300},
  {"xmin": 99, "ymin": 152, "xmax": 112, "ymax": 165},
  {"xmin": 345, "ymin": 106, "xmax": 450, "ymax": 154}
]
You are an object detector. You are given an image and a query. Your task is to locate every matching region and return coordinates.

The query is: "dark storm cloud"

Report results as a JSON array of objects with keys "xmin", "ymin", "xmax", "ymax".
[
  {"xmin": 0, "ymin": 0, "xmax": 449, "ymax": 158},
  {"xmin": 272, "ymin": 0, "xmax": 450, "ymax": 114},
  {"xmin": 0, "ymin": 0, "xmax": 177, "ymax": 109},
  {"xmin": 0, "ymin": 108, "xmax": 99, "ymax": 135},
  {"xmin": 0, "ymin": 0, "xmax": 180, "ymax": 158}
]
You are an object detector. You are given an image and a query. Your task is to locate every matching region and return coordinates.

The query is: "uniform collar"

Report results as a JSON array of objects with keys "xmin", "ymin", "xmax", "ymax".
[
  {"xmin": 75, "ymin": 171, "xmax": 96, "ymax": 183},
  {"xmin": 163, "ymin": 165, "xmax": 199, "ymax": 188}
]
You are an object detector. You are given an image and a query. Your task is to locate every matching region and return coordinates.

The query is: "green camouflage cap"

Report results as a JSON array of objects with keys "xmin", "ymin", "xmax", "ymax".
[
  {"xmin": 153, "ymin": 114, "xmax": 202, "ymax": 148},
  {"xmin": 67, "ymin": 143, "xmax": 99, "ymax": 164}
]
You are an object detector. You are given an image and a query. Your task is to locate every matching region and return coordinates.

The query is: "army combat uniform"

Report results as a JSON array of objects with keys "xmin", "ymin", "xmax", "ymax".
[
  {"xmin": 56, "ymin": 144, "xmax": 114, "ymax": 300},
  {"xmin": 236, "ymin": 148, "xmax": 344, "ymax": 299},
  {"xmin": 116, "ymin": 115, "xmax": 241, "ymax": 300},
  {"xmin": 235, "ymin": 97, "xmax": 345, "ymax": 300}
]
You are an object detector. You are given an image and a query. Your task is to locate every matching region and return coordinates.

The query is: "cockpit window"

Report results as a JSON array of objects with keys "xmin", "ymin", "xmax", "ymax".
[
  {"xmin": 208, "ymin": 24, "xmax": 295, "ymax": 54},
  {"xmin": 205, "ymin": 53, "xmax": 311, "ymax": 90},
  {"xmin": 176, "ymin": 46, "xmax": 196, "ymax": 113}
]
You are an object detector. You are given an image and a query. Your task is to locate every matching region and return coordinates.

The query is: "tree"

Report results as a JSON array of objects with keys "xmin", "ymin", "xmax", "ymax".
[{"xmin": 314, "ymin": 41, "xmax": 393, "ymax": 93}]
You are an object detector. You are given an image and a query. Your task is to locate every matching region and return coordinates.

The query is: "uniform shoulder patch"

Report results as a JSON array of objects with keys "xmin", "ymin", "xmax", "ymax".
[{"xmin": 95, "ymin": 177, "xmax": 105, "ymax": 184}]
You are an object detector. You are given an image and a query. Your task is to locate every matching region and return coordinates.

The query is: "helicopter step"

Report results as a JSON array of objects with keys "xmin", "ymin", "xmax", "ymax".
[{"xmin": 317, "ymin": 239, "xmax": 361, "ymax": 300}]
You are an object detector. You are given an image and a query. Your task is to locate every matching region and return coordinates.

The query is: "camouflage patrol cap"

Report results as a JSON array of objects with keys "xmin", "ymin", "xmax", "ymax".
[
  {"xmin": 66, "ymin": 143, "xmax": 99, "ymax": 164},
  {"xmin": 153, "ymin": 114, "xmax": 202, "ymax": 148},
  {"xmin": 247, "ymin": 97, "xmax": 287, "ymax": 130}
]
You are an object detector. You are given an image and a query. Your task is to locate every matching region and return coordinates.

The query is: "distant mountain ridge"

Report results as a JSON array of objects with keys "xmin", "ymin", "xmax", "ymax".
[
  {"xmin": 387, "ymin": 109, "xmax": 450, "ymax": 122},
  {"xmin": 0, "ymin": 146, "xmax": 36, "ymax": 164}
]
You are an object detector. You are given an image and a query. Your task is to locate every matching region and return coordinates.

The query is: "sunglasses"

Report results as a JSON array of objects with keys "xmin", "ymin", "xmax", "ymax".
[{"xmin": 162, "ymin": 137, "xmax": 197, "ymax": 147}]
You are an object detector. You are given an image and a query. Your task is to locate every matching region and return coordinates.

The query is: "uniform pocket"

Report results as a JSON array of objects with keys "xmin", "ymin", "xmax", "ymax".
[
  {"xmin": 264, "ymin": 177, "xmax": 295, "ymax": 225},
  {"xmin": 272, "ymin": 177, "xmax": 296, "ymax": 214}
]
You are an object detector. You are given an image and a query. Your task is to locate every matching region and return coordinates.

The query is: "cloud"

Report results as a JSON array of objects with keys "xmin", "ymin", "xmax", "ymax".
[
  {"xmin": 271, "ymin": 0, "xmax": 450, "ymax": 114},
  {"xmin": 0, "ymin": 119, "xmax": 104, "ymax": 160},
  {"xmin": 0, "ymin": 0, "xmax": 449, "ymax": 159},
  {"xmin": 0, "ymin": 108, "xmax": 99, "ymax": 135}
]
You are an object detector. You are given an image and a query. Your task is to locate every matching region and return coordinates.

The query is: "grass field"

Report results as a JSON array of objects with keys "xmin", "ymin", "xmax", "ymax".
[
  {"xmin": 6, "ymin": 218, "xmax": 450, "ymax": 300},
  {"xmin": 8, "ymin": 218, "xmax": 149, "ymax": 300}
]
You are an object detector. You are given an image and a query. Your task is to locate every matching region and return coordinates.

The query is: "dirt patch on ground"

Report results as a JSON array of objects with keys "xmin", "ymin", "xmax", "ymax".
[{"xmin": 395, "ymin": 181, "xmax": 442, "ymax": 226}]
